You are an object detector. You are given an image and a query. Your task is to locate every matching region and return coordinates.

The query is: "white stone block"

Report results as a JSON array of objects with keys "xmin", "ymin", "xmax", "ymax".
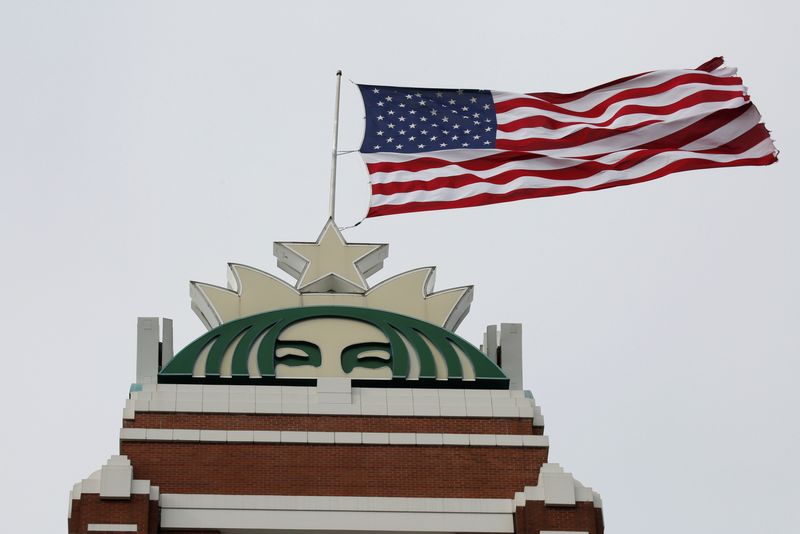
[
  {"xmin": 541, "ymin": 471, "xmax": 576, "ymax": 506},
  {"xmin": 335, "ymin": 432, "xmax": 362, "ymax": 444},
  {"xmin": 227, "ymin": 430, "xmax": 254, "ymax": 443},
  {"xmin": 282, "ymin": 403, "xmax": 309, "ymax": 414},
  {"xmin": 386, "ymin": 402, "xmax": 414, "ymax": 416},
  {"xmin": 100, "ymin": 457, "xmax": 132, "ymax": 499},
  {"xmin": 361, "ymin": 432, "xmax": 389, "ymax": 444},
  {"xmin": 442, "ymin": 434, "xmax": 470, "ymax": 446},
  {"xmin": 229, "ymin": 401, "xmax": 256, "ymax": 413},
  {"xmin": 133, "ymin": 399, "xmax": 150, "ymax": 411},
  {"xmin": 465, "ymin": 403, "xmax": 493, "ymax": 416},
  {"xmin": 149, "ymin": 400, "xmax": 177, "ymax": 412},
  {"xmin": 199, "ymin": 430, "xmax": 227, "ymax": 442},
  {"xmin": 389, "ymin": 433, "xmax": 416, "ymax": 445},
  {"xmin": 253, "ymin": 431, "xmax": 281, "ymax": 443},
  {"xmin": 202, "ymin": 401, "xmax": 229, "ymax": 413},
  {"xmin": 175, "ymin": 400, "xmax": 203, "ymax": 412},
  {"xmin": 439, "ymin": 404, "xmax": 467, "ymax": 417},
  {"xmin": 517, "ymin": 405, "xmax": 535, "ymax": 418},
  {"xmin": 307, "ymin": 432, "xmax": 335, "ymax": 444},
  {"xmin": 255, "ymin": 402, "xmax": 283, "ymax": 414},
  {"xmin": 469, "ymin": 434, "xmax": 497, "ymax": 447},
  {"xmin": 491, "ymin": 405, "xmax": 519, "ymax": 417},
  {"xmin": 522, "ymin": 435, "xmax": 549, "ymax": 448},
  {"xmin": 317, "ymin": 377, "xmax": 351, "ymax": 394},
  {"xmin": 413, "ymin": 403, "xmax": 440, "ymax": 416},
  {"xmin": 416, "ymin": 433, "xmax": 443, "ymax": 446},
  {"xmin": 255, "ymin": 386, "xmax": 282, "ymax": 401},
  {"xmin": 172, "ymin": 429, "xmax": 200, "ymax": 441},
  {"xmin": 176, "ymin": 384, "xmax": 203, "ymax": 393},
  {"xmin": 145, "ymin": 428, "xmax": 173, "ymax": 441},
  {"xmin": 281, "ymin": 431, "xmax": 308, "ymax": 443},
  {"xmin": 119, "ymin": 428, "xmax": 146, "ymax": 441},
  {"xmin": 359, "ymin": 404, "xmax": 388, "ymax": 416},
  {"xmin": 495, "ymin": 434, "xmax": 524, "ymax": 447}
]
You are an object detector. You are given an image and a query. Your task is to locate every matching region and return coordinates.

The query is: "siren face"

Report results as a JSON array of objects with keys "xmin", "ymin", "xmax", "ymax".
[{"xmin": 275, "ymin": 318, "xmax": 392, "ymax": 379}]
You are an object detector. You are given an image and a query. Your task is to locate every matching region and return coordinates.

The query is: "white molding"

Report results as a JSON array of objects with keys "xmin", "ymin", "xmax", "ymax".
[
  {"xmin": 126, "ymin": 385, "xmax": 544, "ymax": 423},
  {"xmin": 120, "ymin": 428, "xmax": 549, "ymax": 448},
  {"xmin": 160, "ymin": 493, "xmax": 514, "ymax": 533},
  {"xmin": 87, "ymin": 524, "xmax": 137, "ymax": 532}
]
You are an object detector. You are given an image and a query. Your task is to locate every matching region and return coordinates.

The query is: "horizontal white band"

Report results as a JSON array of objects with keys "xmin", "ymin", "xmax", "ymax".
[
  {"xmin": 120, "ymin": 428, "xmax": 549, "ymax": 447},
  {"xmin": 87, "ymin": 525, "xmax": 137, "ymax": 532}
]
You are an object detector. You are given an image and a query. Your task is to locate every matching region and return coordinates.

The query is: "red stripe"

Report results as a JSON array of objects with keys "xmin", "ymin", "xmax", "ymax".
[
  {"xmin": 371, "ymin": 127, "xmax": 770, "ymax": 196},
  {"xmin": 498, "ymin": 114, "xmax": 659, "ymax": 132},
  {"xmin": 367, "ymin": 151, "xmax": 548, "ymax": 174},
  {"xmin": 367, "ymin": 153, "xmax": 777, "ymax": 217},
  {"xmin": 697, "ymin": 57, "xmax": 725, "ymax": 72},
  {"xmin": 495, "ymin": 73, "xmax": 742, "ymax": 117},
  {"xmin": 496, "ymin": 91, "xmax": 745, "ymax": 152}
]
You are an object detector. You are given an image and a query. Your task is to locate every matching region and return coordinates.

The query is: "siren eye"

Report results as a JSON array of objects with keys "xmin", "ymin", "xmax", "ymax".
[
  {"xmin": 341, "ymin": 342, "xmax": 392, "ymax": 373},
  {"xmin": 275, "ymin": 341, "xmax": 322, "ymax": 367}
]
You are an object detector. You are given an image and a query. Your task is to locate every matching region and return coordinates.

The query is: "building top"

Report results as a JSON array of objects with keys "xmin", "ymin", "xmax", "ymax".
[{"xmin": 146, "ymin": 221, "xmax": 516, "ymax": 389}]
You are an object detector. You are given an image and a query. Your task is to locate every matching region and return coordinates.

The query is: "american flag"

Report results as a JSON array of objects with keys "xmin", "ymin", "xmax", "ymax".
[{"xmin": 358, "ymin": 58, "xmax": 777, "ymax": 218}]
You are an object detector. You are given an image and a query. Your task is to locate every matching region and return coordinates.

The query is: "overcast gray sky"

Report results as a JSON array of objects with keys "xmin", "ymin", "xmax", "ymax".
[{"xmin": 1, "ymin": 1, "xmax": 797, "ymax": 532}]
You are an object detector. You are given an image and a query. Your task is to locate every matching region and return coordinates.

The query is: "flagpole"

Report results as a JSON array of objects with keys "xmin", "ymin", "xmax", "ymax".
[{"xmin": 328, "ymin": 70, "xmax": 343, "ymax": 222}]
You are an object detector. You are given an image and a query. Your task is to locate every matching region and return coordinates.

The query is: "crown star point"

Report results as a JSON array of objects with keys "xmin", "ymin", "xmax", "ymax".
[{"xmin": 274, "ymin": 220, "xmax": 388, "ymax": 293}]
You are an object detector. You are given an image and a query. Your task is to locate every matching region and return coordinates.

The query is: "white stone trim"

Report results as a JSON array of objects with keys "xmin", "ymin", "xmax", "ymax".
[
  {"xmin": 513, "ymin": 463, "xmax": 602, "ymax": 509},
  {"xmin": 87, "ymin": 524, "xmax": 137, "ymax": 532},
  {"xmin": 120, "ymin": 428, "xmax": 549, "ymax": 448},
  {"xmin": 68, "ymin": 456, "xmax": 158, "ymax": 518},
  {"xmin": 160, "ymin": 493, "xmax": 514, "ymax": 533},
  {"xmin": 125, "ymin": 384, "xmax": 545, "ymax": 426}
]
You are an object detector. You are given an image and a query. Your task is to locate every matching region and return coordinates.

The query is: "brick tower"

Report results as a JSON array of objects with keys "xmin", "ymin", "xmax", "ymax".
[{"xmin": 68, "ymin": 220, "xmax": 604, "ymax": 534}]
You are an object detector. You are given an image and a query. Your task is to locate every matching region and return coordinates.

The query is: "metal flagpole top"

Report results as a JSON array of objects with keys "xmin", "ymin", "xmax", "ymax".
[{"xmin": 328, "ymin": 70, "xmax": 343, "ymax": 222}]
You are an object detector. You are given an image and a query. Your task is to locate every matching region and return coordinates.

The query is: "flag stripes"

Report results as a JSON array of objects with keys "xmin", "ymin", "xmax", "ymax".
[{"xmin": 358, "ymin": 58, "xmax": 777, "ymax": 217}]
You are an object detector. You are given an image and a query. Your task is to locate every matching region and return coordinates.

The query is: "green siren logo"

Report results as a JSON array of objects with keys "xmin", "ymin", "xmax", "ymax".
[
  {"xmin": 160, "ymin": 306, "xmax": 507, "ymax": 387},
  {"xmin": 162, "ymin": 220, "xmax": 508, "ymax": 388}
]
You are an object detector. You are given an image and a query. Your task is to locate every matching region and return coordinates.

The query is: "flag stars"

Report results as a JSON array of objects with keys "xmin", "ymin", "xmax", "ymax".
[
  {"xmin": 483, "ymin": 104, "xmax": 490, "ymax": 110},
  {"xmin": 418, "ymin": 144, "xmax": 425, "ymax": 148},
  {"xmin": 470, "ymin": 97, "xmax": 477, "ymax": 103},
  {"xmin": 396, "ymin": 144, "xmax": 403, "ymax": 149},
  {"xmin": 408, "ymin": 136, "xmax": 416, "ymax": 141},
  {"xmin": 373, "ymin": 145, "xmax": 380, "ymax": 149},
  {"xmin": 387, "ymin": 137, "xmax": 394, "ymax": 142},
  {"xmin": 377, "ymin": 102, "xmax": 384, "ymax": 107},
  {"xmin": 405, "ymin": 94, "xmax": 413, "ymax": 99},
  {"xmin": 388, "ymin": 110, "xmax": 395, "ymax": 115},
  {"xmin": 377, "ymin": 115, "xmax": 384, "ymax": 121},
  {"xmin": 398, "ymin": 117, "xmax": 406, "ymax": 122},
  {"xmin": 377, "ymin": 130, "xmax": 384, "ymax": 136},
  {"xmin": 436, "ymin": 91, "xmax": 443, "ymax": 97},
  {"xmin": 385, "ymin": 96, "xmax": 393, "ymax": 101},
  {"xmin": 409, "ymin": 123, "xmax": 416, "ymax": 128},
  {"xmin": 372, "ymin": 88, "xmax": 380, "ymax": 93},
  {"xmin": 448, "ymin": 99, "xmax": 456, "ymax": 105},
  {"xmin": 388, "ymin": 124, "xmax": 395, "ymax": 129},
  {"xmin": 399, "ymin": 103, "xmax": 406, "ymax": 108},
  {"xmin": 399, "ymin": 129, "xmax": 406, "ymax": 135}
]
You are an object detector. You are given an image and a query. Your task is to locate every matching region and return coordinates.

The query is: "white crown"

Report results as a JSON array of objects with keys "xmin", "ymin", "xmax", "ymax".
[{"xmin": 190, "ymin": 220, "xmax": 473, "ymax": 332}]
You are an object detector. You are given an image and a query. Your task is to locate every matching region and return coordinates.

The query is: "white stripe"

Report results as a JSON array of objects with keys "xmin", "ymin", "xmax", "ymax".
[
  {"xmin": 369, "ymin": 138, "xmax": 775, "ymax": 207},
  {"xmin": 494, "ymin": 84, "xmax": 745, "ymax": 126},
  {"xmin": 681, "ymin": 105, "xmax": 762, "ymax": 151},
  {"xmin": 490, "ymin": 66, "xmax": 738, "ymax": 110},
  {"xmin": 496, "ymin": 99, "xmax": 747, "ymax": 141},
  {"xmin": 524, "ymin": 100, "xmax": 747, "ymax": 158}
]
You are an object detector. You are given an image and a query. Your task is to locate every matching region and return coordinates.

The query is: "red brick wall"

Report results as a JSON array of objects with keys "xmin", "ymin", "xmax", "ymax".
[
  {"xmin": 68, "ymin": 493, "xmax": 156, "ymax": 534},
  {"xmin": 121, "ymin": 441, "xmax": 548, "ymax": 499},
  {"xmin": 515, "ymin": 501, "xmax": 604, "ymax": 534},
  {"xmin": 124, "ymin": 413, "xmax": 539, "ymax": 435}
]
